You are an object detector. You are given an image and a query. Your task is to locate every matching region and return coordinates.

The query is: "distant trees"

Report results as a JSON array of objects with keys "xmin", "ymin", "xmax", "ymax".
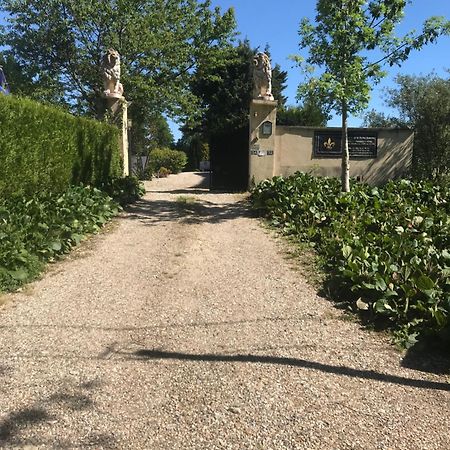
[
  {"xmin": 176, "ymin": 132, "xmax": 209, "ymax": 171},
  {"xmin": 0, "ymin": 53, "xmax": 65, "ymax": 104},
  {"xmin": 0, "ymin": 0, "xmax": 236, "ymax": 118},
  {"xmin": 187, "ymin": 41, "xmax": 254, "ymax": 139},
  {"xmin": 362, "ymin": 110, "xmax": 406, "ymax": 128},
  {"xmin": 296, "ymin": 0, "xmax": 450, "ymax": 191},
  {"xmin": 0, "ymin": 0, "xmax": 236, "ymax": 176},
  {"xmin": 131, "ymin": 113, "xmax": 174, "ymax": 179},
  {"xmin": 277, "ymin": 100, "xmax": 329, "ymax": 127},
  {"xmin": 176, "ymin": 41, "xmax": 254, "ymax": 185},
  {"xmin": 365, "ymin": 73, "xmax": 450, "ymax": 179},
  {"xmin": 177, "ymin": 41, "xmax": 289, "ymax": 186}
]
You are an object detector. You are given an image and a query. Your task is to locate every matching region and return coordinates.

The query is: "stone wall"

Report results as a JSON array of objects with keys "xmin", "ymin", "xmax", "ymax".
[{"xmin": 248, "ymin": 124, "xmax": 413, "ymax": 186}]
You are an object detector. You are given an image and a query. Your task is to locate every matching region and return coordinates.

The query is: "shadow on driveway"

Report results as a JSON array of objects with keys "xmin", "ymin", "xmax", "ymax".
[
  {"xmin": 123, "ymin": 197, "xmax": 253, "ymax": 226},
  {"xmin": 0, "ymin": 378, "xmax": 116, "ymax": 448},
  {"xmin": 132, "ymin": 349, "xmax": 450, "ymax": 392}
]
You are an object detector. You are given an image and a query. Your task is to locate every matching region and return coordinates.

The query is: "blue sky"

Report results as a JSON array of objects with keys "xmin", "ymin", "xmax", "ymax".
[
  {"xmin": 211, "ymin": 0, "xmax": 450, "ymax": 128},
  {"xmin": 1, "ymin": 1, "xmax": 449, "ymax": 138}
]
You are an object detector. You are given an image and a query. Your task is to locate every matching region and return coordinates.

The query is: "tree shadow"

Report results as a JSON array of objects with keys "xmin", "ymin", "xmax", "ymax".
[
  {"xmin": 123, "ymin": 197, "xmax": 253, "ymax": 226},
  {"xmin": 147, "ymin": 172, "xmax": 211, "ymax": 192},
  {"xmin": 0, "ymin": 378, "xmax": 116, "ymax": 447},
  {"xmin": 132, "ymin": 349, "xmax": 450, "ymax": 392},
  {"xmin": 0, "ymin": 315, "xmax": 306, "ymax": 333},
  {"xmin": 0, "ymin": 408, "xmax": 49, "ymax": 443},
  {"xmin": 148, "ymin": 188, "xmax": 212, "ymax": 195}
]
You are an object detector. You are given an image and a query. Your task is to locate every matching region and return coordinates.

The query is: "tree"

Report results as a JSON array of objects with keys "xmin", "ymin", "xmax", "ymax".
[
  {"xmin": 277, "ymin": 99, "xmax": 330, "ymax": 127},
  {"xmin": 131, "ymin": 113, "xmax": 174, "ymax": 178},
  {"xmin": 264, "ymin": 46, "xmax": 288, "ymax": 108},
  {"xmin": 182, "ymin": 40, "xmax": 289, "ymax": 189},
  {"xmin": 0, "ymin": 52, "xmax": 66, "ymax": 103},
  {"xmin": 186, "ymin": 40, "xmax": 288, "ymax": 138},
  {"xmin": 0, "ymin": 0, "xmax": 236, "ymax": 120},
  {"xmin": 362, "ymin": 109, "xmax": 407, "ymax": 128},
  {"xmin": 181, "ymin": 40, "xmax": 255, "ymax": 188},
  {"xmin": 176, "ymin": 132, "xmax": 209, "ymax": 171},
  {"xmin": 368, "ymin": 73, "xmax": 450, "ymax": 179},
  {"xmin": 189, "ymin": 41, "xmax": 254, "ymax": 138},
  {"xmin": 297, "ymin": 0, "xmax": 450, "ymax": 191}
]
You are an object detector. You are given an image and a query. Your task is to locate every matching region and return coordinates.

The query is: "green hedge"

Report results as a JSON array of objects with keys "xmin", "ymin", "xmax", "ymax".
[{"xmin": 0, "ymin": 95, "xmax": 121, "ymax": 197}]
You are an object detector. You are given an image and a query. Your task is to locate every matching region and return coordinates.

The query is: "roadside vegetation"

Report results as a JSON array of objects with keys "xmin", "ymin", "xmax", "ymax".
[
  {"xmin": 0, "ymin": 187, "xmax": 119, "ymax": 292},
  {"xmin": 147, "ymin": 148, "xmax": 188, "ymax": 178},
  {"xmin": 0, "ymin": 176, "xmax": 144, "ymax": 294},
  {"xmin": 251, "ymin": 173, "xmax": 450, "ymax": 347},
  {"xmin": 0, "ymin": 95, "xmax": 144, "ymax": 294}
]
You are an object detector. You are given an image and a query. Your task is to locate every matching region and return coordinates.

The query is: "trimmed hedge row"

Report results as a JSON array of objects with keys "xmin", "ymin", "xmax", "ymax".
[{"xmin": 0, "ymin": 95, "xmax": 121, "ymax": 197}]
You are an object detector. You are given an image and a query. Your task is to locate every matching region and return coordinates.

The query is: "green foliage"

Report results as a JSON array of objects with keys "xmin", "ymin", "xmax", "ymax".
[
  {"xmin": 264, "ymin": 46, "xmax": 288, "ymax": 109},
  {"xmin": 0, "ymin": 0, "xmax": 236, "ymax": 121},
  {"xmin": 251, "ymin": 173, "xmax": 450, "ymax": 346},
  {"xmin": 176, "ymin": 134, "xmax": 209, "ymax": 171},
  {"xmin": 183, "ymin": 40, "xmax": 288, "ymax": 190},
  {"xmin": 277, "ymin": 103, "xmax": 329, "ymax": 127},
  {"xmin": 101, "ymin": 176, "xmax": 145, "ymax": 206},
  {"xmin": 363, "ymin": 109, "xmax": 408, "ymax": 128},
  {"xmin": 298, "ymin": 1, "xmax": 449, "ymax": 116},
  {"xmin": 148, "ymin": 148, "xmax": 187, "ymax": 175},
  {"xmin": 0, "ymin": 52, "xmax": 66, "ymax": 104},
  {"xmin": 364, "ymin": 73, "xmax": 450, "ymax": 179},
  {"xmin": 156, "ymin": 167, "xmax": 171, "ymax": 178},
  {"xmin": 187, "ymin": 40, "xmax": 288, "ymax": 137},
  {"xmin": 296, "ymin": 0, "xmax": 450, "ymax": 191},
  {"xmin": 386, "ymin": 74, "xmax": 450, "ymax": 180},
  {"xmin": 189, "ymin": 41, "xmax": 254, "ymax": 137},
  {"xmin": 0, "ymin": 94, "xmax": 121, "ymax": 198},
  {"xmin": 130, "ymin": 113, "xmax": 174, "ymax": 179},
  {"xmin": 0, "ymin": 186, "xmax": 119, "ymax": 292}
]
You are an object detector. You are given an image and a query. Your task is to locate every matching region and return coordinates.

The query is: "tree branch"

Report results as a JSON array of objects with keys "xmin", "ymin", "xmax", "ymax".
[{"xmin": 363, "ymin": 41, "xmax": 410, "ymax": 71}]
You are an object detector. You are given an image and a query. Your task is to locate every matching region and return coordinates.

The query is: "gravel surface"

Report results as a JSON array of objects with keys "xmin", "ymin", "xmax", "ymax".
[{"xmin": 0, "ymin": 171, "xmax": 449, "ymax": 449}]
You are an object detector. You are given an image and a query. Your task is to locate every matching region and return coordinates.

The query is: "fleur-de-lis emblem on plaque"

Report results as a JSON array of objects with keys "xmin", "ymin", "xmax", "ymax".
[{"xmin": 323, "ymin": 137, "xmax": 335, "ymax": 150}]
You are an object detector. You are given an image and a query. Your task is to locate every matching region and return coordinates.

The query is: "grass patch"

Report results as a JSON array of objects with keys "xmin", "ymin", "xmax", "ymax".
[{"xmin": 176, "ymin": 195, "xmax": 198, "ymax": 204}]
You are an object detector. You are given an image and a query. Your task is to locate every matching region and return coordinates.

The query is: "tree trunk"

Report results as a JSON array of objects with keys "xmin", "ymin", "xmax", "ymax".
[{"xmin": 341, "ymin": 101, "xmax": 350, "ymax": 192}]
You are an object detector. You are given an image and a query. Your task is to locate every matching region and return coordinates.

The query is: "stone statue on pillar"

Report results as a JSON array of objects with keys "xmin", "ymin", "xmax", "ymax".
[
  {"xmin": 252, "ymin": 52, "xmax": 274, "ymax": 101},
  {"xmin": 101, "ymin": 48, "xmax": 124, "ymax": 98},
  {"xmin": 101, "ymin": 48, "xmax": 129, "ymax": 176}
]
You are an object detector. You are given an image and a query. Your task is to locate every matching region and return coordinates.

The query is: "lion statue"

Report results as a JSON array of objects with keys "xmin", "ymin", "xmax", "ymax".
[
  {"xmin": 101, "ymin": 48, "xmax": 124, "ymax": 96},
  {"xmin": 253, "ymin": 52, "xmax": 274, "ymax": 100}
]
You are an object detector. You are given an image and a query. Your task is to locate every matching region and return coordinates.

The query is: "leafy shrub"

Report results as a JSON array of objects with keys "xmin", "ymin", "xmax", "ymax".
[
  {"xmin": 0, "ymin": 186, "xmax": 119, "ymax": 292},
  {"xmin": 251, "ymin": 173, "xmax": 450, "ymax": 346},
  {"xmin": 101, "ymin": 176, "xmax": 145, "ymax": 206},
  {"xmin": 157, "ymin": 167, "xmax": 171, "ymax": 178},
  {"xmin": 0, "ymin": 95, "xmax": 121, "ymax": 198},
  {"xmin": 147, "ymin": 148, "xmax": 187, "ymax": 175}
]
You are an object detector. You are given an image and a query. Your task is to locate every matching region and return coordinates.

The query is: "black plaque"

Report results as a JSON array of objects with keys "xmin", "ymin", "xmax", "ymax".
[{"xmin": 314, "ymin": 131, "xmax": 377, "ymax": 158}]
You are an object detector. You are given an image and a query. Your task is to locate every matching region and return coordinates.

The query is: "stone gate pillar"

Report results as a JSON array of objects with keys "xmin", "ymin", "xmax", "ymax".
[
  {"xmin": 101, "ymin": 48, "xmax": 129, "ymax": 177},
  {"xmin": 249, "ymin": 98, "xmax": 277, "ymax": 188},
  {"xmin": 105, "ymin": 96, "xmax": 130, "ymax": 176}
]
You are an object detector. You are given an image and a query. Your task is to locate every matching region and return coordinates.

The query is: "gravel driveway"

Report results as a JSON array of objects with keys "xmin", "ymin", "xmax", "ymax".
[{"xmin": 0, "ymin": 172, "xmax": 449, "ymax": 449}]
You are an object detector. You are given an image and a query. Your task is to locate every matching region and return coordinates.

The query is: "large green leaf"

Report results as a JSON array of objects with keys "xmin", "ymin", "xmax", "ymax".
[{"xmin": 416, "ymin": 275, "xmax": 435, "ymax": 292}]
